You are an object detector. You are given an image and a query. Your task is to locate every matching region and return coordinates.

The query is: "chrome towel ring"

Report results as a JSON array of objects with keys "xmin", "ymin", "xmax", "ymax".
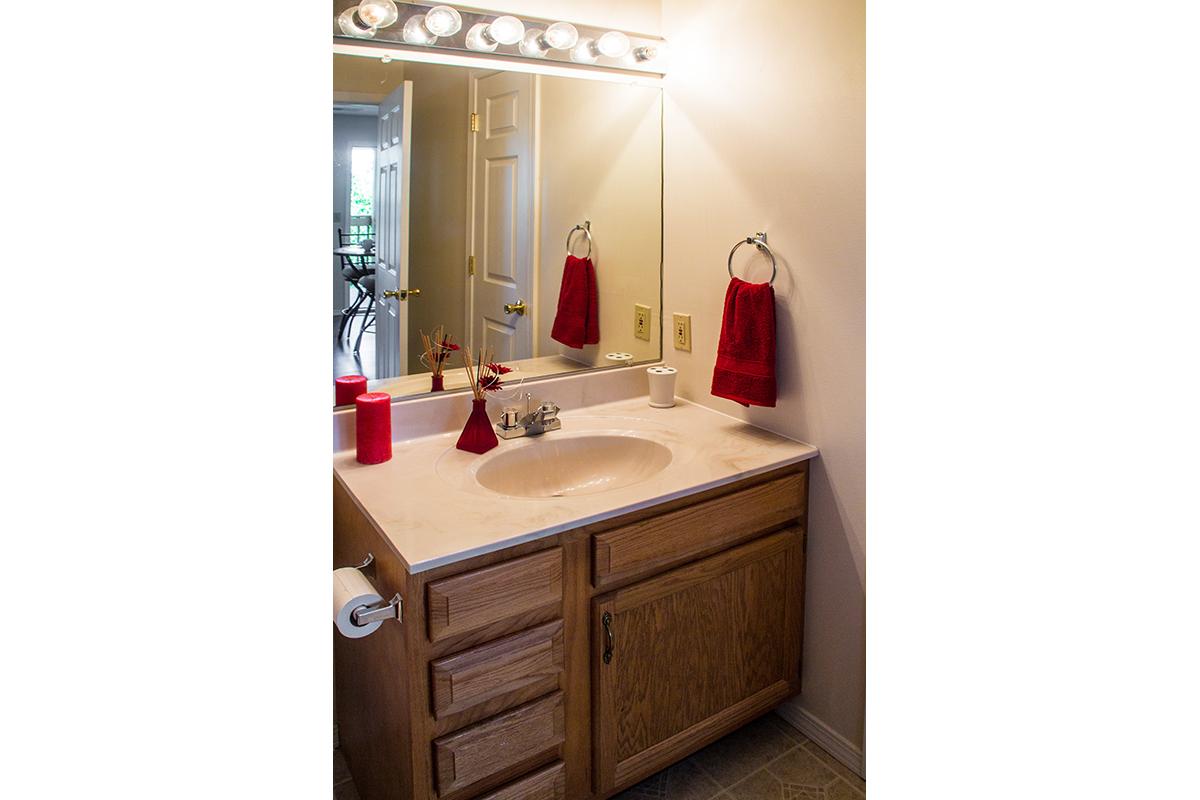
[
  {"xmin": 727, "ymin": 231, "xmax": 777, "ymax": 286},
  {"xmin": 567, "ymin": 220, "xmax": 593, "ymax": 259}
]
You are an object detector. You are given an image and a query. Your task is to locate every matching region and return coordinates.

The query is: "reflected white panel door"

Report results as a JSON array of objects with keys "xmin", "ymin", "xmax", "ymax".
[
  {"xmin": 469, "ymin": 71, "xmax": 534, "ymax": 362},
  {"xmin": 375, "ymin": 81, "xmax": 413, "ymax": 378}
]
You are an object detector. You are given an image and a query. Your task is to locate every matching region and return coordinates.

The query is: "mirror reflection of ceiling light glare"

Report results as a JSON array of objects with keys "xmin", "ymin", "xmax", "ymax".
[
  {"xmin": 338, "ymin": 7, "xmax": 376, "ymax": 37},
  {"xmin": 423, "ymin": 5, "xmax": 462, "ymax": 36},
  {"xmin": 355, "ymin": 0, "xmax": 398, "ymax": 28},
  {"xmin": 596, "ymin": 31, "xmax": 631, "ymax": 58},
  {"xmin": 541, "ymin": 21, "xmax": 579, "ymax": 50},
  {"xmin": 403, "ymin": 14, "xmax": 437, "ymax": 44}
]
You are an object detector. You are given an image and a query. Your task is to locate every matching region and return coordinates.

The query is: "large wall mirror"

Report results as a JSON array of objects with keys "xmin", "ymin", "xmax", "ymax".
[{"xmin": 333, "ymin": 53, "xmax": 663, "ymax": 406}]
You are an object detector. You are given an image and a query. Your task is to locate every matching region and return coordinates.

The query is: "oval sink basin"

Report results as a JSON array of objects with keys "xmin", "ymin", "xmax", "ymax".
[{"xmin": 474, "ymin": 434, "xmax": 672, "ymax": 498}]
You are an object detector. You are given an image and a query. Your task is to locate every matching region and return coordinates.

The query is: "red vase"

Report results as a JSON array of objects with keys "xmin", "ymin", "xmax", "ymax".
[
  {"xmin": 456, "ymin": 398, "xmax": 498, "ymax": 454},
  {"xmin": 431, "ymin": 374, "xmax": 444, "ymax": 392}
]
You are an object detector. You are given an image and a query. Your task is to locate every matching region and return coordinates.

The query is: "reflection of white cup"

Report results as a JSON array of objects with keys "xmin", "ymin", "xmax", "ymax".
[{"xmin": 647, "ymin": 366, "xmax": 677, "ymax": 408}]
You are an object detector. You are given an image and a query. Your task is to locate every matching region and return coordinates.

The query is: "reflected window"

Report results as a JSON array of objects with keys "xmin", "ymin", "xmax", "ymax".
[{"xmin": 349, "ymin": 146, "xmax": 375, "ymax": 240}]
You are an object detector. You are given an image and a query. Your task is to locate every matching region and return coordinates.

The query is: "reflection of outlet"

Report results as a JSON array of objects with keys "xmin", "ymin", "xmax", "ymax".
[
  {"xmin": 634, "ymin": 304, "xmax": 651, "ymax": 341},
  {"xmin": 673, "ymin": 313, "xmax": 691, "ymax": 351}
]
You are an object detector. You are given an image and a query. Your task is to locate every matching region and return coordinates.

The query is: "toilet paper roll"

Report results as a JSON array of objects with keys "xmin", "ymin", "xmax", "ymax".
[
  {"xmin": 647, "ymin": 366, "xmax": 677, "ymax": 408},
  {"xmin": 333, "ymin": 567, "xmax": 383, "ymax": 639}
]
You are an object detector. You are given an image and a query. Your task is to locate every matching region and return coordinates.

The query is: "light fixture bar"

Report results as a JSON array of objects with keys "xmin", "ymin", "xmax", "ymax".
[{"xmin": 332, "ymin": 0, "xmax": 667, "ymax": 76}]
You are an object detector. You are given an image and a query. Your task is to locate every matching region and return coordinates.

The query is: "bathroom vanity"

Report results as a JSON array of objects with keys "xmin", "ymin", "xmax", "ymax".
[{"xmin": 333, "ymin": 396, "xmax": 817, "ymax": 800}]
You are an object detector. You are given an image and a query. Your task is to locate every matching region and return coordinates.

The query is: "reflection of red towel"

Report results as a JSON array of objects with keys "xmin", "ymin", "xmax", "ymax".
[
  {"xmin": 711, "ymin": 277, "xmax": 776, "ymax": 407},
  {"xmin": 550, "ymin": 255, "xmax": 599, "ymax": 349}
]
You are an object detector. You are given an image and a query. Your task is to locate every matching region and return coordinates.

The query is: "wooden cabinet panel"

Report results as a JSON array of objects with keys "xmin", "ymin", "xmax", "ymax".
[
  {"xmin": 593, "ymin": 530, "xmax": 804, "ymax": 794},
  {"xmin": 427, "ymin": 548, "xmax": 563, "ymax": 643},
  {"xmin": 475, "ymin": 761, "xmax": 566, "ymax": 800},
  {"xmin": 433, "ymin": 691, "xmax": 565, "ymax": 798},
  {"xmin": 592, "ymin": 472, "xmax": 805, "ymax": 589},
  {"xmin": 430, "ymin": 620, "xmax": 564, "ymax": 720}
]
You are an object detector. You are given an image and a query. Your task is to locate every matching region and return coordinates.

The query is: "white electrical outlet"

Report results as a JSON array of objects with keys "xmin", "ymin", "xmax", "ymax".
[
  {"xmin": 634, "ymin": 304, "xmax": 651, "ymax": 341},
  {"xmin": 673, "ymin": 313, "xmax": 691, "ymax": 351}
]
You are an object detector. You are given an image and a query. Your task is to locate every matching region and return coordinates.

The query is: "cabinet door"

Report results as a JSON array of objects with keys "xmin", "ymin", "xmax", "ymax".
[{"xmin": 593, "ymin": 529, "xmax": 804, "ymax": 794}]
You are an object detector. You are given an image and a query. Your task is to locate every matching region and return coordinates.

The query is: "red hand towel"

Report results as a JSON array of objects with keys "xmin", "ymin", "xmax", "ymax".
[
  {"xmin": 711, "ymin": 277, "xmax": 777, "ymax": 407},
  {"xmin": 550, "ymin": 255, "xmax": 599, "ymax": 349}
]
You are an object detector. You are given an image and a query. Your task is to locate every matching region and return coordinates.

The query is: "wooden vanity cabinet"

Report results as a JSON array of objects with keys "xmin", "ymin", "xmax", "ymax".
[{"xmin": 333, "ymin": 463, "xmax": 808, "ymax": 800}]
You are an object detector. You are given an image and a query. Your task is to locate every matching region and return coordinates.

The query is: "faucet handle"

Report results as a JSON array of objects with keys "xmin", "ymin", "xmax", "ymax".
[
  {"xmin": 499, "ymin": 407, "xmax": 521, "ymax": 428},
  {"xmin": 539, "ymin": 401, "xmax": 559, "ymax": 422}
]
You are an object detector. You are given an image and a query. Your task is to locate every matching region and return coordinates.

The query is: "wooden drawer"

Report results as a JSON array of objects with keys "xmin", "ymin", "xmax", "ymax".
[
  {"xmin": 430, "ymin": 620, "xmax": 564, "ymax": 720},
  {"xmin": 432, "ymin": 691, "xmax": 565, "ymax": 798},
  {"xmin": 475, "ymin": 762, "xmax": 565, "ymax": 800},
  {"xmin": 592, "ymin": 471, "xmax": 806, "ymax": 589},
  {"xmin": 427, "ymin": 548, "xmax": 563, "ymax": 643}
]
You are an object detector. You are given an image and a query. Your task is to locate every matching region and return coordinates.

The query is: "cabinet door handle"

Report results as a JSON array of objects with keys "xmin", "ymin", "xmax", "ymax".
[{"xmin": 602, "ymin": 611, "xmax": 614, "ymax": 664}]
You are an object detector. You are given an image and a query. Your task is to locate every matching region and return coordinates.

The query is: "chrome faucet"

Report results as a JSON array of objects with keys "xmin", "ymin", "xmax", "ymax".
[{"xmin": 496, "ymin": 393, "xmax": 561, "ymax": 439}]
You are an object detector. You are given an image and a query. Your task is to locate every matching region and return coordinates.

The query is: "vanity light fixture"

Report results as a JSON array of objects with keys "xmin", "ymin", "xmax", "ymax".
[
  {"xmin": 519, "ymin": 29, "xmax": 549, "ymax": 57},
  {"xmin": 355, "ymin": 0, "xmax": 398, "ymax": 29},
  {"xmin": 422, "ymin": 5, "xmax": 462, "ymax": 37},
  {"xmin": 570, "ymin": 37, "xmax": 599, "ymax": 64},
  {"xmin": 402, "ymin": 14, "xmax": 438, "ymax": 44},
  {"xmin": 519, "ymin": 22, "xmax": 580, "ymax": 58},
  {"xmin": 466, "ymin": 14, "xmax": 525, "ymax": 51},
  {"xmin": 571, "ymin": 31, "xmax": 632, "ymax": 63},
  {"xmin": 595, "ymin": 31, "xmax": 631, "ymax": 59},
  {"xmin": 542, "ymin": 21, "xmax": 580, "ymax": 50},
  {"xmin": 334, "ymin": 4, "xmax": 667, "ymax": 77},
  {"xmin": 337, "ymin": 6, "xmax": 376, "ymax": 37}
]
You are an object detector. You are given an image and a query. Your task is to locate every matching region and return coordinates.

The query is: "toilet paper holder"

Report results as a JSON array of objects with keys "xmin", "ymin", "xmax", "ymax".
[
  {"xmin": 351, "ymin": 594, "xmax": 402, "ymax": 627},
  {"xmin": 340, "ymin": 552, "xmax": 403, "ymax": 628}
]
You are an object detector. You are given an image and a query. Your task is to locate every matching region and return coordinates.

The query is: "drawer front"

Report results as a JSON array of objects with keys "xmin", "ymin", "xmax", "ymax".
[
  {"xmin": 427, "ymin": 548, "xmax": 563, "ymax": 643},
  {"xmin": 592, "ymin": 471, "xmax": 806, "ymax": 589},
  {"xmin": 430, "ymin": 620, "xmax": 564, "ymax": 719},
  {"xmin": 475, "ymin": 762, "xmax": 566, "ymax": 800},
  {"xmin": 433, "ymin": 692, "xmax": 565, "ymax": 797}
]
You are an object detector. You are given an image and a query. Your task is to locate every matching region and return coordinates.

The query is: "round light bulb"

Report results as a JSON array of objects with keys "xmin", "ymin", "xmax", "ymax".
[
  {"xmin": 634, "ymin": 42, "xmax": 667, "ymax": 63},
  {"xmin": 356, "ymin": 0, "xmax": 398, "ymax": 29},
  {"xmin": 596, "ymin": 31, "xmax": 631, "ymax": 58},
  {"xmin": 520, "ymin": 29, "xmax": 549, "ymax": 58},
  {"xmin": 402, "ymin": 14, "xmax": 436, "ymax": 44},
  {"xmin": 465, "ymin": 22, "xmax": 499, "ymax": 52},
  {"xmin": 337, "ymin": 7, "xmax": 375, "ymax": 37},
  {"xmin": 570, "ymin": 37, "xmax": 598, "ymax": 64},
  {"xmin": 487, "ymin": 15, "xmax": 525, "ymax": 46},
  {"xmin": 423, "ymin": 5, "xmax": 462, "ymax": 36},
  {"xmin": 541, "ymin": 22, "xmax": 579, "ymax": 50}
]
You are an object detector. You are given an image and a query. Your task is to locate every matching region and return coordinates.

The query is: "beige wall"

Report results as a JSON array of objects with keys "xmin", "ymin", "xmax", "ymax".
[
  {"xmin": 661, "ymin": 0, "xmax": 866, "ymax": 751},
  {"xmin": 332, "ymin": 54, "xmax": 405, "ymax": 103},
  {"xmin": 404, "ymin": 63, "xmax": 471, "ymax": 373},
  {"xmin": 535, "ymin": 76, "xmax": 662, "ymax": 365}
]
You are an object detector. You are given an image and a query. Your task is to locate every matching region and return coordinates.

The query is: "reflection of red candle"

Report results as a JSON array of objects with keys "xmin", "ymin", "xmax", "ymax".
[
  {"xmin": 336, "ymin": 375, "xmax": 368, "ymax": 406},
  {"xmin": 355, "ymin": 392, "xmax": 392, "ymax": 465}
]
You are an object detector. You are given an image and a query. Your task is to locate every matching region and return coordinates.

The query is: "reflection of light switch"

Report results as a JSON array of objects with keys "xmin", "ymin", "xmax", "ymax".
[
  {"xmin": 634, "ymin": 304, "xmax": 651, "ymax": 341},
  {"xmin": 333, "ymin": 211, "xmax": 342, "ymax": 223},
  {"xmin": 673, "ymin": 313, "xmax": 691, "ymax": 351}
]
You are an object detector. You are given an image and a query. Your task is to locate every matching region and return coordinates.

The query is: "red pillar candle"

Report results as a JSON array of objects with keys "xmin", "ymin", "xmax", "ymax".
[
  {"xmin": 355, "ymin": 392, "xmax": 392, "ymax": 465},
  {"xmin": 335, "ymin": 375, "xmax": 368, "ymax": 406}
]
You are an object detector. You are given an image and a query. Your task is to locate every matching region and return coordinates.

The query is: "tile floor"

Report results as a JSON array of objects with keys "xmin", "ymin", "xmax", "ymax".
[{"xmin": 333, "ymin": 712, "xmax": 864, "ymax": 799}]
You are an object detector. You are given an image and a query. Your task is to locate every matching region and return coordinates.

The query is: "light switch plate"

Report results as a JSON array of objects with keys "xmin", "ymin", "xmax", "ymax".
[
  {"xmin": 634, "ymin": 304, "xmax": 651, "ymax": 341},
  {"xmin": 672, "ymin": 313, "xmax": 692, "ymax": 351}
]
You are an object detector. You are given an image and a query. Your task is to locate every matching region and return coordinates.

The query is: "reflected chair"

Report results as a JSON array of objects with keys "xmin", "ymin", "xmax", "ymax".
[{"xmin": 337, "ymin": 227, "xmax": 374, "ymax": 342}]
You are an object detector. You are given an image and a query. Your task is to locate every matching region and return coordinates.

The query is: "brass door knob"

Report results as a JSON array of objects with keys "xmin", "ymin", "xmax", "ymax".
[
  {"xmin": 503, "ymin": 299, "xmax": 527, "ymax": 316},
  {"xmin": 383, "ymin": 288, "xmax": 421, "ymax": 301}
]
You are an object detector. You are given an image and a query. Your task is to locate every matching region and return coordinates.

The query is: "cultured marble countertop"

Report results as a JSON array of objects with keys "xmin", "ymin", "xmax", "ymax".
[{"xmin": 333, "ymin": 396, "xmax": 819, "ymax": 573}]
